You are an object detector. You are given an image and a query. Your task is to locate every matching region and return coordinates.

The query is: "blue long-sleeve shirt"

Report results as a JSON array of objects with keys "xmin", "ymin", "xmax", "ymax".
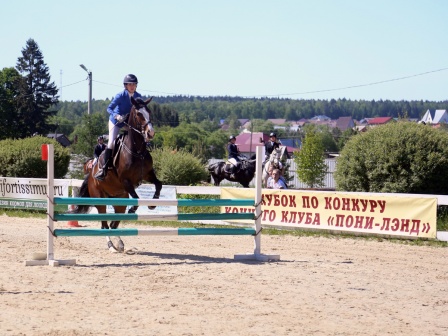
[{"xmin": 107, "ymin": 90, "xmax": 142, "ymax": 126}]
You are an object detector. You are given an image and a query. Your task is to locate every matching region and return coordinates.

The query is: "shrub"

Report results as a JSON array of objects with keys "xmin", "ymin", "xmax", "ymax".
[
  {"xmin": 0, "ymin": 136, "xmax": 70, "ymax": 178},
  {"xmin": 150, "ymin": 147, "xmax": 209, "ymax": 185},
  {"xmin": 334, "ymin": 122, "xmax": 448, "ymax": 194}
]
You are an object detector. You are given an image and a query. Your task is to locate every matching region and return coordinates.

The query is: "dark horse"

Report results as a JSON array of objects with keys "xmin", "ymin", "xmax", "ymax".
[
  {"xmin": 208, "ymin": 155, "xmax": 256, "ymax": 188},
  {"xmin": 73, "ymin": 96, "xmax": 162, "ymax": 252}
]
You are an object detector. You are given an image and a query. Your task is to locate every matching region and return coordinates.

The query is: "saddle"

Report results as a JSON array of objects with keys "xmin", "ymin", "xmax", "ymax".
[
  {"xmin": 96, "ymin": 133, "xmax": 127, "ymax": 171},
  {"xmin": 225, "ymin": 161, "xmax": 240, "ymax": 173}
]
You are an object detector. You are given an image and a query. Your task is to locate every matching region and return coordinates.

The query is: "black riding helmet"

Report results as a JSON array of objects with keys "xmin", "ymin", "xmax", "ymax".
[
  {"xmin": 229, "ymin": 135, "xmax": 236, "ymax": 141},
  {"xmin": 269, "ymin": 132, "xmax": 277, "ymax": 138},
  {"xmin": 123, "ymin": 74, "xmax": 138, "ymax": 85},
  {"xmin": 97, "ymin": 136, "xmax": 104, "ymax": 141}
]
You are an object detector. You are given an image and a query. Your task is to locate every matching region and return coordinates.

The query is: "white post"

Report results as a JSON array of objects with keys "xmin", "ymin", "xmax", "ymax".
[
  {"xmin": 47, "ymin": 144, "xmax": 55, "ymax": 262},
  {"xmin": 234, "ymin": 145, "xmax": 280, "ymax": 261},
  {"xmin": 25, "ymin": 144, "xmax": 76, "ymax": 266},
  {"xmin": 253, "ymin": 145, "xmax": 263, "ymax": 255}
]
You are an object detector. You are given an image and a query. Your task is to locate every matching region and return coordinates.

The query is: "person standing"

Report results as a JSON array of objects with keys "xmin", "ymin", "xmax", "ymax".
[{"xmin": 94, "ymin": 74, "xmax": 142, "ymax": 181}]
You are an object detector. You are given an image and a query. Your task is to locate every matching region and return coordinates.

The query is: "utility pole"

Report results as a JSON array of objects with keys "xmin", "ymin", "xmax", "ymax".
[{"xmin": 79, "ymin": 64, "xmax": 92, "ymax": 115}]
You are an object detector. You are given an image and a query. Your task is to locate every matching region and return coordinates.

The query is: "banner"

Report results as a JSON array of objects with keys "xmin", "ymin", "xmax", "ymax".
[
  {"xmin": 221, "ymin": 188, "xmax": 437, "ymax": 239},
  {"xmin": 0, "ymin": 177, "xmax": 70, "ymax": 210}
]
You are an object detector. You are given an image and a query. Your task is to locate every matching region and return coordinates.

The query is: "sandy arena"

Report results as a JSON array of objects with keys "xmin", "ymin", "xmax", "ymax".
[{"xmin": 0, "ymin": 215, "xmax": 447, "ymax": 336}]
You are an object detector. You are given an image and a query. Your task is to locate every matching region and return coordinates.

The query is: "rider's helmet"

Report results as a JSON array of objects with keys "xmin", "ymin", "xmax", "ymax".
[
  {"xmin": 229, "ymin": 135, "xmax": 236, "ymax": 141},
  {"xmin": 269, "ymin": 132, "xmax": 277, "ymax": 138},
  {"xmin": 123, "ymin": 74, "xmax": 138, "ymax": 85},
  {"xmin": 97, "ymin": 136, "xmax": 104, "ymax": 141}
]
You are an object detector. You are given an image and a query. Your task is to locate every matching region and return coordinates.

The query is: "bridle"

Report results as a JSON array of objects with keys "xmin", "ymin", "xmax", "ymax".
[{"xmin": 121, "ymin": 99, "xmax": 154, "ymax": 158}]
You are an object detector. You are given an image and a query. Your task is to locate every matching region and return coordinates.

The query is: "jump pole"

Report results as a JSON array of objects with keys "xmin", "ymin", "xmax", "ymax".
[
  {"xmin": 234, "ymin": 145, "xmax": 280, "ymax": 261},
  {"xmin": 24, "ymin": 144, "xmax": 280, "ymax": 266},
  {"xmin": 24, "ymin": 144, "xmax": 76, "ymax": 266}
]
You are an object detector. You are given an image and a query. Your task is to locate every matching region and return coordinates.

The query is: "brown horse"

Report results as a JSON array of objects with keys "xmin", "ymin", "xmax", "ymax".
[{"xmin": 72, "ymin": 96, "xmax": 162, "ymax": 252}]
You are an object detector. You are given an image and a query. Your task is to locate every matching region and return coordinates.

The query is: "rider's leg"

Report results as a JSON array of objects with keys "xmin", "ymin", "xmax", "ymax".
[
  {"xmin": 229, "ymin": 159, "xmax": 239, "ymax": 179},
  {"xmin": 94, "ymin": 121, "xmax": 117, "ymax": 181}
]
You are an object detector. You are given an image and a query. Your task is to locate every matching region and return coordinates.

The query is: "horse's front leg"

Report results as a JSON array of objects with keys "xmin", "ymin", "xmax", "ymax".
[{"xmin": 146, "ymin": 169, "xmax": 162, "ymax": 210}]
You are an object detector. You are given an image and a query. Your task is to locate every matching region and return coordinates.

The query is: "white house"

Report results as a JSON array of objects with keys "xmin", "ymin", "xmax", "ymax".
[{"xmin": 420, "ymin": 109, "xmax": 448, "ymax": 124}]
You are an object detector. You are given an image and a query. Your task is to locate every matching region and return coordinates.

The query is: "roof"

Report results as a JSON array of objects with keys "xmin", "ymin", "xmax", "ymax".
[
  {"xmin": 335, "ymin": 116, "xmax": 355, "ymax": 132},
  {"xmin": 267, "ymin": 119, "xmax": 287, "ymax": 125},
  {"xmin": 367, "ymin": 117, "xmax": 393, "ymax": 125},
  {"xmin": 421, "ymin": 109, "xmax": 448, "ymax": 124}
]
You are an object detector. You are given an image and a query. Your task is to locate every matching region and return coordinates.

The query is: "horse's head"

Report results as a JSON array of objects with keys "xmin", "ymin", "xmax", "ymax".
[
  {"xmin": 130, "ymin": 96, "xmax": 155, "ymax": 142},
  {"xmin": 269, "ymin": 148, "xmax": 281, "ymax": 163}
]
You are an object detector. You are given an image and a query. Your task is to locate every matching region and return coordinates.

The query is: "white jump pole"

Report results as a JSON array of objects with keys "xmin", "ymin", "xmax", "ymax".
[{"xmin": 234, "ymin": 145, "xmax": 280, "ymax": 261}]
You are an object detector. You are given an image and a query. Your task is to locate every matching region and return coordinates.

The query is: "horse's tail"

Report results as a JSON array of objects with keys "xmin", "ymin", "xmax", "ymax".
[{"xmin": 69, "ymin": 174, "xmax": 91, "ymax": 214}]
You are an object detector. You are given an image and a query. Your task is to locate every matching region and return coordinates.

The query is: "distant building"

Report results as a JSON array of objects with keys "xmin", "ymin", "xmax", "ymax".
[
  {"xmin": 420, "ymin": 109, "xmax": 448, "ymax": 124},
  {"xmin": 335, "ymin": 116, "xmax": 355, "ymax": 132},
  {"xmin": 367, "ymin": 117, "xmax": 394, "ymax": 126}
]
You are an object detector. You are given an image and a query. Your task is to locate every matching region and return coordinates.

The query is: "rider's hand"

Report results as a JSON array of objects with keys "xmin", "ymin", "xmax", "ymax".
[{"xmin": 115, "ymin": 114, "xmax": 124, "ymax": 123}]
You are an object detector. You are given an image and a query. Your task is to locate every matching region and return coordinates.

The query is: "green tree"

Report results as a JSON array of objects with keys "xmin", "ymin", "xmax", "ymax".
[
  {"xmin": 294, "ymin": 130, "xmax": 327, "ymax": 188},
  {"xmin": 72, "ymin": 113, "xmax": 108, "ymax": 156},
  {"xmin": 337, "ymin": 128, "xmax": 358, "ymax": 151},
  {"xmin": 151, "ymin": 147, "xmax": 209, "ymax": 185},
  {"xmin": 334, "ymin": 122, "xmax": 448, "ymax": 194},
  {"xmin": 0, "ymin": 67, "xmax": 21, "ymax": 140},
  {"xmin": 15, "ymin": 39, "xmax": 59, "ymax": 138}
]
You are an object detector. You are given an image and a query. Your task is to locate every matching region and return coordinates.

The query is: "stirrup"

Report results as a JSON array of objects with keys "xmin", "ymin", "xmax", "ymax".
[{"xmin": 94, "ymin": 169, "xmax": 106, "ymax": 181}]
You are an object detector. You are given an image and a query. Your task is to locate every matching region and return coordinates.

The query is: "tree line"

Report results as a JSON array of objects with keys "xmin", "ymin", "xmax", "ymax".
[{"xmin": 2, "ymin": 38, "xmax": 447, "ymax": 161}]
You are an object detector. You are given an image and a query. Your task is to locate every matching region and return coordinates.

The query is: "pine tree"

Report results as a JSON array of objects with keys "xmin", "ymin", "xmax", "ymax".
[
  {"xmin": 0, "ymin": 67, "xmax": 21, "ymax": 140},
  {"xmin": 15, "ymin": 38, "xmax": 58, "ymax": 138}
]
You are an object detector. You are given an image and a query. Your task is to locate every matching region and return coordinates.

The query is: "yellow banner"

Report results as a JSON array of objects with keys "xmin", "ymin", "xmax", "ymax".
[{"xmin": 221, "ymin": 188, "xmax": 437, "ymax": 239}]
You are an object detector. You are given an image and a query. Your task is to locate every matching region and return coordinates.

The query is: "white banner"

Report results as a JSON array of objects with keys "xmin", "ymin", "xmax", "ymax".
[{"xmin": 0, "ymin": 177, "xmax": 69, "ymax": 199}]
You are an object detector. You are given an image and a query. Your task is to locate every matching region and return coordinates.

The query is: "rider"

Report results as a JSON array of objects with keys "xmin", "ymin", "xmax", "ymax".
[
  {"xmin": 227, "ymin": 135, "xmax": 241, "ymax": 179},
  {"xmin": 260, "ymin": 132, "xmax": 281, "ymax": 162},
  {"xmin": 93, "ymin": 136, "xmax": 106, "ymax": 166},
  {"xmin": 94, "ymin": 74, "xmax": 143, "ymax": 181}
]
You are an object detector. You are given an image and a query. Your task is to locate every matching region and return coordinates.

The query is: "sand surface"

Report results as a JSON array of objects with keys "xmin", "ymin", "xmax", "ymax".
[{"xmin": 0, "ymin": 215, "xmax": 447, "ymax": 336}]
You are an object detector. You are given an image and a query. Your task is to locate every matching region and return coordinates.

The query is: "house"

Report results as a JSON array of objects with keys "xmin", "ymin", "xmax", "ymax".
[
  {"xmin": 288, "ymin": 119, "xmax": 308, "ymax": 132},
  {"xmin": 367, "ymin": 117, "xmax": 394, "ymax": 126},
  {"xmin": 47, "ymin": 133, "xmax": 71, "ymax": 147},
  {"xmin": 335, "ymin": 116, "xmax": 355, "ymax": 132},
  {"xmin": 420, "ymin": 109, "xmax": 448, "ymax": 124}
]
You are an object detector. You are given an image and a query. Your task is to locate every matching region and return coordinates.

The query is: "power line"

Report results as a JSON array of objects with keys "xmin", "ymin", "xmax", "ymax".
[{"xmin": 263, "ymin": 67, "xmax": 448, "ymax": 97}]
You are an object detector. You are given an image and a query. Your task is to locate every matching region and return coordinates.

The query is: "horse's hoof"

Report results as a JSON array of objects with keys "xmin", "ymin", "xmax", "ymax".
[
  {"xmin": 148, "ymin": 205, "xmax": 156, "ymax": 210},
  {"xmin": 116, "ymin": 239, "xmax": 125, "ymax": 253},
  {"xmin": 107, "ymin": 240, "xmax": 118, "ymax": 253}
]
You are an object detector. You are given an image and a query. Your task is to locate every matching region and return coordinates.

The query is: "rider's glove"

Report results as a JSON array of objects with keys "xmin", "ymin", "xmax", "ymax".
[{"xmin": 115, "ymin": 114, "xmax": 124, "ymax": 123}]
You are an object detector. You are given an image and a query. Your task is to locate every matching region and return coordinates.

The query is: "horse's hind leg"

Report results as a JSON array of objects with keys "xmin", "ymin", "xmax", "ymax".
[
  {"xmin": 105, "ymin": 206, "xmax": 126, "ymax": 253},
  {"xmin": 110, "ymin": 220, "xmax": 124, "ymax": 252}
]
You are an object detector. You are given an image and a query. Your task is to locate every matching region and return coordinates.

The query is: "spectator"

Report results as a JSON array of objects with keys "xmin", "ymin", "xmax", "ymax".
[{"xmin": 267, "ymin": 169, "xmax": 287, "ymax": 189}]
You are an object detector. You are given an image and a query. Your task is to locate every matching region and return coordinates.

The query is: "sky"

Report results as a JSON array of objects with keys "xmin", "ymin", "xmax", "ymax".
[{"xmin": 1, "ymin": 0, "xmax": 447, "ymax": 102}]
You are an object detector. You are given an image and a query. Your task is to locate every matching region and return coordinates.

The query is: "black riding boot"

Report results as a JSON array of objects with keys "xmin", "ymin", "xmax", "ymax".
[{"xmin": 94, "ymin": 148, "xmax": 112, "ymax": 181}]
